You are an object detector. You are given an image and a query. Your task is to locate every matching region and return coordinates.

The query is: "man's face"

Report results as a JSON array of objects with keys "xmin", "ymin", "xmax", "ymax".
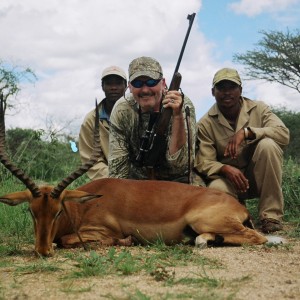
[
  {"xmin": 102, "ymin": 75, "xmax": 126, "ymax": 103},
  {"xmin": 129, "ymin": 76, "xmax": 165, "ymax": 113},
  {"xmin": 212, "ymin": 80, "xmax": 242, "ymax": 111}
]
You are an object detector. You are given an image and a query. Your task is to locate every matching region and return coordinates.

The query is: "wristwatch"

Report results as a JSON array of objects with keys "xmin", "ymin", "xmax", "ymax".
[
  {"xmin": 244, "ymin": 127, "xmax": 255, "ymax": 140},
  {"xmin": 244, "ymin": 127, "xmax": 251, "ymax": 140}
]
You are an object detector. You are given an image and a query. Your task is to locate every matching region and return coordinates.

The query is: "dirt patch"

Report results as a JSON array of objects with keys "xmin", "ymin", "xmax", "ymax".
[{"xmin": 0, "ymin": 234, "xmax": 299, "ymax": 300}]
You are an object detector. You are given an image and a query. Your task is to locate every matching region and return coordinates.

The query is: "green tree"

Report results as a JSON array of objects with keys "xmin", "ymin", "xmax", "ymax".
[
  {"xmin": 0, "ymin": 60, "xmax": 37, "ymax": 112},
  {"xmin": 233, "ymin": 29, "xmax": 300, "ymax": 93}
]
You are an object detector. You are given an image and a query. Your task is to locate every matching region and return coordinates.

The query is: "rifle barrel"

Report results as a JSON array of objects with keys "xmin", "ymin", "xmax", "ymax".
[
  {"xmin": 174, "ymin": 13, "xmax": 196, "ymax": 74},
  {"xmin": 136, "ymin": 12, "xmax": 196, "ymax": 169}
]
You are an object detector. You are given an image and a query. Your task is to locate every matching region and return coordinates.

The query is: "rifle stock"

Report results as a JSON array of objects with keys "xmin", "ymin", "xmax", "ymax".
[
  {"xmin": 142, "ymin": 72, "xmax": 182, "ymax": 167},
  {"xmin": 153, "ymin": 72, "xmax": 181, "ymax": 136}
]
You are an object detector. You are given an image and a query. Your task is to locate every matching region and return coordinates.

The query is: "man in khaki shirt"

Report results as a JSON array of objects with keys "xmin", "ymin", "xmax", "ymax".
[
  {"xmin": 195, "ymin": 68, "xmax": 290, "ymax": 233},
  {"xmin": 79, "ymin": 66, "xmax": 127, "ymax": 180}
]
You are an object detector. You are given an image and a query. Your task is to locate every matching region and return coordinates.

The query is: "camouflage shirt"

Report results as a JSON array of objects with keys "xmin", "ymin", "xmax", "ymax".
[{"xmin": 108, "ymin": 94, "xmax": 196, "ymax": 181}]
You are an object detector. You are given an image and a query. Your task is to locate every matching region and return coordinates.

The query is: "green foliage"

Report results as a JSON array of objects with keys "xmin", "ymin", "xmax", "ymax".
[
  {"xmin": 233, "ymin": 29, "xmax": 300, "ymax": 93},
  {"xmin": 0, "ymin": 202, "xmax": 34, "ymax": 254},
  {"xmin": 6, "ymin": 127, "xmax": 43, "ymax": 154},
  {"xmin": 272, "ymin": 107, "xmax": 300, "ymax": 162},
  {"xmin": 143, "ymin": 242, "xmax": 220, "ymax": 271},
  {"xmin": 63, "ymin": 243, "xmax": 221, "ymax": 282},
  {"xmin": 282, "ymin": 158, "xmax": 300, "ymax": 220},
  {"xmin": 1, "ymin": 127, "xmax": 82, "ymax": 183},
  {"xmin": 66, "ymin": 248, "xmax": 143, "ymax": 278}
]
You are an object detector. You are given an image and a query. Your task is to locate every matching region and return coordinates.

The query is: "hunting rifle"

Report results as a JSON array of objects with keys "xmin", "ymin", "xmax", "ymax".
[{"xmin": 136, "ymin": 12, "xmax": 196, "ymax": 170}]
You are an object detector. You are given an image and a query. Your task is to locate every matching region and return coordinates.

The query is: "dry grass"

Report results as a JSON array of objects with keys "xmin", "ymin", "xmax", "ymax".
[{"xmin": 0, "ymin": 228, "xmax": 299, "ymax": 300}]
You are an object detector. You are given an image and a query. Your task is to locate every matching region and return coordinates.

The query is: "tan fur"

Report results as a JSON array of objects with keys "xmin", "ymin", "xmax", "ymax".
[{"xmin": 0, "ymin": 178, "xmax": 267, "ymax": 256}]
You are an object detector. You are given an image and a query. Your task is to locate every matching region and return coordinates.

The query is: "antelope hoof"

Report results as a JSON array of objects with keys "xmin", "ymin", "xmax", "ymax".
[
  {"xmin": 195, "ymin": 235, "xmax": 208, "ymax": 249},
  {"xmin": 115, "ymin": 235, "xmax": 134, "ymax": 246}
]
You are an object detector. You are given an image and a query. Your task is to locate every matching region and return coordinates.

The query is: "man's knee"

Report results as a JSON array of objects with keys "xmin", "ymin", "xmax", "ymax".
[
  {"xmin": 207, "ymin": 178, "xmax": 237, "ymax": 198},
  {"xmin": 255, "ymin": 138, "xmax": 283, "ymax": 157}
]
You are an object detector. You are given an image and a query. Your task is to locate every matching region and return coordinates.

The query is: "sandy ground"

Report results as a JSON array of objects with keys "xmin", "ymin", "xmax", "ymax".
[{"xmin": 0, "ymin": 232, "xmax": 299, "ymax": 300}]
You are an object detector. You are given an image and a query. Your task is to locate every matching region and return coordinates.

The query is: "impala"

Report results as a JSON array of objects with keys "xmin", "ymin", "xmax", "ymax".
[{"xmin": 0, "ymin": 97, "xmax": 267, "ymax": 256}]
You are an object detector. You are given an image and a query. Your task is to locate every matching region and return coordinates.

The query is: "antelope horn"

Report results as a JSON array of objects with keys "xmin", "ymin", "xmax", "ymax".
[
  {"xmin": 0, "ymin": 94, "xmax": 41, "ymax": 197},
  {"xmin": 50, "ymin": 99, "xmax": 101, "ymax": 198}
]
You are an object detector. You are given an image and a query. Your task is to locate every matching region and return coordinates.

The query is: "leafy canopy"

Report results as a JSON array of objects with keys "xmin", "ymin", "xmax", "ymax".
[{"xmin": 233, "ymin": 29, "xmax": 300, "ymax": 93}]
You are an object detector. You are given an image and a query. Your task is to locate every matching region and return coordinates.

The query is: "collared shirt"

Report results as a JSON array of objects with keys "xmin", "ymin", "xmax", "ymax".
[
  {"xmin": 99, "ymin": 103, "xmax": 110, "ymax": 122},
  {"xmin": 79, "ymin": 99, "xmax": 110, "ymax": 180},
  {"xmin": 108, "ymin": 94, "xmax": 196, "ymax": 181},
  {"xmin": 195, "ymin": 97, "xmax": 290, "ymax": 178}
]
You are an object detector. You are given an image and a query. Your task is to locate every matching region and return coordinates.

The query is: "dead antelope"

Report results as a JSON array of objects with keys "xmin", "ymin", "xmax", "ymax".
[{"xmin": 0, "ymin": 97, "xmax": 267, "ymax": 257}]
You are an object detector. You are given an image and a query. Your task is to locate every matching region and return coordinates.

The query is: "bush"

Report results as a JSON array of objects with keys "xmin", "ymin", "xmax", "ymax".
[
  {"xmin": 282, "ymin": 157, "xmax": 300, "ymax": 220},
  {"xmin": 273, "ymin": 107, "xmax": 300, "ymax": 163},
  {"xmin": 1, "ymin": 127, "xmax": 82, "ymax": 183}
]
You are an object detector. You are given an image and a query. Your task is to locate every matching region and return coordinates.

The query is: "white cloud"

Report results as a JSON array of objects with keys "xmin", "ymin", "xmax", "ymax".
[
  {"xmin": 0, "ymin": 0, "xmax": 299, "ymax": 138},
  {"xmin": 2, "ymin": 0, "xmax": 212, "ymax": 135},
  {"xmin": 229, "ymin": 0, "xmax": 300, "ymax": 17},
  {"xmin": 244, "ymin": 80, "xmax": 300, "ymax": 111}
]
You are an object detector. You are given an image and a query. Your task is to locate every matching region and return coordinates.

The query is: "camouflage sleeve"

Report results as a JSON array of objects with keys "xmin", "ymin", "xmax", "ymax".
[
  {"xmin": 166, "ymin": 95, "xmax": 196, "ymax": 175},
  {"xmin": 108, "ymin": 98, "xmax": 131, "ymax": 178}
]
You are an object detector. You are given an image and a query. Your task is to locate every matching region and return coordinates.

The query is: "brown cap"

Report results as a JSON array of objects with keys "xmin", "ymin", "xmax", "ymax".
[
  {"xmin": 129, "ymin": 56, "xmax": 163, "ymax": 82},
  {"xmin": 101, "ymin": 66, "xmax": 127, "ymax": 80},
  {"xmin": 212, "ymin": 68, "xmax": 242, "ymax": 86}
]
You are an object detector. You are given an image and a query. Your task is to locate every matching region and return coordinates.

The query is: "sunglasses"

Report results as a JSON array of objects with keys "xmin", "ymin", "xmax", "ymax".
[{"xmin": 130, "ymin": 78, "xmax": 161, "ymax": 88}]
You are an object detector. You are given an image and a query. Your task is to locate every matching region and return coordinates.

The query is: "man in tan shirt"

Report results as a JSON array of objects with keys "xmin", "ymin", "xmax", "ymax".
[
  {"xmin": 195, "ymin": 68, "xmax": 290, "ymax": 233},
  {"xmin": 79, "ymin": 66, "xmax": 127, "ymax": 180}
]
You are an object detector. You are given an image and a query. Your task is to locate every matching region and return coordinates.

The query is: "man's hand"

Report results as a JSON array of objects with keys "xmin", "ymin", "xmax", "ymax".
[
  {"xmin": 221, "ymin": 165, "xmax": 249, "ymax": 193},
  {"xmin": 224, "ymin": 128, "xmax": 245, "ymax": 159},
  {"xmin": 162, "ymin": 91, "xmax": 183, "ymax": 116}
]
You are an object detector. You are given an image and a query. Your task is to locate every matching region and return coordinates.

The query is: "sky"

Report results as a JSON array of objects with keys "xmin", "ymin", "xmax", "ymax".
[{"xmin": 1, "ymin": 0, "xmax": 300, "ymax": 137}]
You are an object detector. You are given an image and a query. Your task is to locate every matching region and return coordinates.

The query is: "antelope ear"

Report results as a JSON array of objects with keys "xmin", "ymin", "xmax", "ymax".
[
  {"xmin": 62, "ymin": 190, "xmax": 102, "ymax": 203},
  {"xmin": 0, "ymin": 190, "xmax": 32, "ymax": 206}
]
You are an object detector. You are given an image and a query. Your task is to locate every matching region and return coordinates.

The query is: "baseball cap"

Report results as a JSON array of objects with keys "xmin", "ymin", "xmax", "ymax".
[
  {"xmin": 129, "ymin": 56, "xmax": 163, "ymax": 82},
  {"xmin": 101, "ymin": 66, "xmax": 127, "ymax": 80},
  {"xmin": 212, "ymin": 68, "xmax": 242, "ymax": 86}
]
